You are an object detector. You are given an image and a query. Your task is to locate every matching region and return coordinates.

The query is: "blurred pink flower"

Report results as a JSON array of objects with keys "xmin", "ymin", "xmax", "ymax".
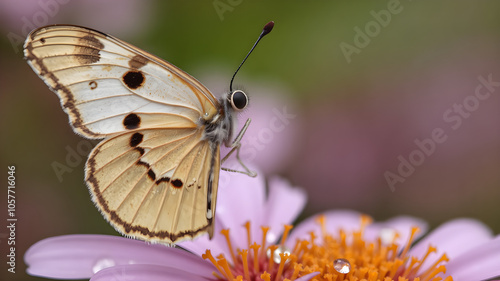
[
  {"xmin": 25, "ymin": 172, "xmax": 500, "ymax": 280},
  {"xmin": 0, "ymin": 0, "xmax": 153, "ymax": 53},
  {"xmin": 198, "ymin": 72, "xmax": 302, "ymax": 175},
  {"xmin": 291, "ymin": 58, "xmax": 500, "ymax": 219}
]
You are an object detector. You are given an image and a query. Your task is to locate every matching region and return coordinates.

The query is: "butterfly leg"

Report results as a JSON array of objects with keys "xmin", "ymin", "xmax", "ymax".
[{"xmin": 221, "ymin": 118, "xmax": 257, "ymax": 177}]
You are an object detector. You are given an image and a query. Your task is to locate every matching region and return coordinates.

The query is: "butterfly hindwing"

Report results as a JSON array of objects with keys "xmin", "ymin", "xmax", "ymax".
[
  {"xmin": 24, "ymin": 25, "xmax": 224, "ymax": 244},
  {"xmin": 86, "ymin": 128, "xmax": 219, "ymax": 243}
]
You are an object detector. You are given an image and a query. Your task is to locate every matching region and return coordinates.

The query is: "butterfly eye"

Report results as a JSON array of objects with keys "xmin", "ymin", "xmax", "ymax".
[{"xmin": 229, "ymin": 90, "xmax": 248, "ymax": 111}]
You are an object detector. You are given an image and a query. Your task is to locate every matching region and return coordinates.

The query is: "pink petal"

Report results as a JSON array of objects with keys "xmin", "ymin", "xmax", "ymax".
[
  {"xmin": 177, "ymin": 227, "xmax": 230, "ymax": 263},
  {"xmin": 409, "ymin": 219, "xmax": 493, "ymax": 274},
  {"xmin": 287, "ymin": 210, "xmax": 362, "ymax": 247},
  {"xmin": 90, "ymin": 264, "xmax": 209, "ymax": 281},
  {"xmin": 216, "ymin": 168, "xmax": 266, "ymax": 248},
  {"xmin": 295, "ymin": 272, "xmax": 320, "ymax": 281},
  {"xmin": 179, "ymin": 170, "xmax": 266, "ymax": 258},
  {"xmin": 444, "ymin": 235, "xmax": 500, "ymax": 281},
  {"xmin": 262, "ymin": 177, "xmax": 307, "ymax": 244},
  {"xmin": 365, "ymin": 216, "xmax": 428, "ymax": 247},
  {"xmin": 25, "ymin": 235, "xmax": 215, "ymax": 279}
]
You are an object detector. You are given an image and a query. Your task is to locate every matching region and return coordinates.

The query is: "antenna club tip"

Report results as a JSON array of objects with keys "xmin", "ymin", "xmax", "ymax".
[{"xmin": 262, "ymin": 21, "xmax": 274, "ymax": 36}]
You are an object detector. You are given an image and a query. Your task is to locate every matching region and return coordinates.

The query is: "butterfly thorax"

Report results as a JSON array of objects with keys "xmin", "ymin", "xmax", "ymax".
[{"xmin": 201, "ymin": 93, "xmax": 235, "ymax": 147}]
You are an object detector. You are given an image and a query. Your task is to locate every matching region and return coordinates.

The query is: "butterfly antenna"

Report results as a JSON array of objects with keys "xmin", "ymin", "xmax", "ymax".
[{"xmin": 229, "ymin": 21, "xmax": 274, "ymax": 92}]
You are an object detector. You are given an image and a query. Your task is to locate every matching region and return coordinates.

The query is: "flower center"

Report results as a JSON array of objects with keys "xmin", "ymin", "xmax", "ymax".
[{"xmin": 203, "ymin": 215, "xmax": 453, "ymax": 281}]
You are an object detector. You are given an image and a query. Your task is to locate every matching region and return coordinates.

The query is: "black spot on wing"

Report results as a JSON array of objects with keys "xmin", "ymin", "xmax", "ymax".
[
  {"xmin": 123, "ymin": 71, "xmax": 145, "ymax": 89},
  {"xmin": 123, "ymin": 113, "xmax": 141, "ymax": 129},
  {"xmin": 147, "ymin": 169, "xmax": 156, "ymax": 181},
  {"xmin": 134, "ymin": 147, "xmax": 145, "ymax": 156},
  {"xmin": 137, "ymin": 160, "xmax": 156, "ymax": 181},
  {"xmin": 155, "ymin": 177, "xmax": 170, "ymax": 185},
  {"xmin": 130, "ymin": 133, "xmax": 143, "ymax": 147},
  {"xmin": 171, "ymin": 179, "xmax": 183, "ymax": 189}
]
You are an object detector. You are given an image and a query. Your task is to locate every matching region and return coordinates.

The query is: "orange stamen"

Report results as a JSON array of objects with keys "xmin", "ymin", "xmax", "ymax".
[
  {"xmin": 281, "ymin": 225, "xmax": 293, "ymax": 246},
  {"xmin": 402, "ymin": 257, "xmax": 419, "ymax": 277},
  {"xmin": 274, "ymin": 252, "xmax": 290, "ymax": 281},
  {"xmin": 238, "ymin": 249, "xmax": 251, "ymax": 281},
  {"xmin": 221, "ymin": 229, "xmax": 237, "ymax": 265},
  {"xmin": 260, "ymin": 226, "xmax": 270, "ymax": 259},
  {"xmin": 368, "ymin": 269, "xmax": 378, "ymax": 281},
  {"xmin": 250, "ymin": 242, "xmax": 261, "ymax": 272},
  {"xmin": 202, "ymin": 216, "xmax": 454, "ymax": 281},
  {"xmin": 316, "ymin": 214, "xmax": 327, "ymax": 237},
  {"xmin": 213, "ymin": 272, "xmax": 224, "ymax": 279},
  {"xmin": 309, "ymin": 231, "xmax": 317, "ymax": 247},
  {"xmin": 267, "ymin": 245, "xmax": 279, "ymax": 273},
  {"xmin": 339, "ymin": 229, "xmax": 347, "ymax": 249},
  {"xmin": 244, "ymin": 221, "xmax": 252, "ymax": 250},
  {"xmin": 421, "ymin": 254, "xmax": 449, "ymax": 280},
  {"xmin": 217, "ymin": 256, "xmax": 235, "ymax": 280},
  {"xmin": 261, "ymin": 272, "xmax": 271, "ymax": 281},
  {"xmin": 290, "ymin": 263, "xmax": 303, "ymax": 281},
  {"xmin": 202, "ymin": 250, "xmax": 227, "ymax": 279},
  {"xmin": 422, "ymin": 265, "xmax": 447, "ymax": 281},
  {"xmin": 399, "ymin": 227, "xmax": 420, "ymax": 259},
  {"xmin": 360, "ymin": 215, "xmax": 373, "ymax": 233},
  {"xmin": 388, "ymin": 259, "xmax": 404, "ymax": 278},
  {"xmin": 412, "ymin": 245, "xmax": 437, "ymax": 275}
]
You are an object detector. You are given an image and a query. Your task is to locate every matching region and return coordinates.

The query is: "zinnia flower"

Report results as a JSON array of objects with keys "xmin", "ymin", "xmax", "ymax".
[{"xmin": 25, "ymin": 172, "xmax": 500, "ymax": 281}]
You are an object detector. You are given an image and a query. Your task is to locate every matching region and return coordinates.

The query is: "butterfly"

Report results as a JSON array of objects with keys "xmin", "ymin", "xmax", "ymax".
[{"xmin": 24, "ymin": 22, "xmax": 274, "ymax": 244}]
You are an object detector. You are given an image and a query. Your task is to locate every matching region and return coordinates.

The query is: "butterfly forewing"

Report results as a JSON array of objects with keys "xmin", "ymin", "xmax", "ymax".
[
  {"xmin": 24, "ymin": 25, "xmax": 223, "ymax": 244},
  {"xmin": 24, "ymin": 25, "xmax": 218, "ymax": 138}
]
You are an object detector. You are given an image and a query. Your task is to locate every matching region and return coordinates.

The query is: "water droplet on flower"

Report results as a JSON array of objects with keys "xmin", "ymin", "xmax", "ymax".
[
  {"xmin": 333, "ymin": 258, "xmax": 351, "ymax": 274},
  {"xmin": 92, "ymin": 258, "xmax": 115, "ymax": 273},
  {"xmin": 267, "ymin": 245, "xmax": 291, "ymax": 263},
  {"xmin": 379, "ymin": 227, "xmax": 397, "ymax": 245}
]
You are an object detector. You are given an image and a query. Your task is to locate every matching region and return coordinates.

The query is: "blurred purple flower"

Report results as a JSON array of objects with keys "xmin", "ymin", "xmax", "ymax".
[
  {"xmin": 0, "ymin": 0, "xmax": 153, "ymax": 53},
  {"xmin": 198, "ymin": 72, "xmax": 302, "ymax": 175},
  {"xmin": 25, "ymin": 172, "xmax": 500, "ymax": 280}
]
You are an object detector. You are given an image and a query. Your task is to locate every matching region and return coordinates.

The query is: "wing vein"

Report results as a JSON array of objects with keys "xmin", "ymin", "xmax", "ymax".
[{"xmin": 169, "ymin": 142, "xmax": 204, "ymax": 235}]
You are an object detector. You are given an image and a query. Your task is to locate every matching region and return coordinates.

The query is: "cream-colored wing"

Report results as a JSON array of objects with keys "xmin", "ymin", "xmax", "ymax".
[
  {"xmin": 24, "ymin": 25, "xmax": 218, "ymax": 138},
  {"xmin": 87, "ymin": 127, "xmax": 220, "ymax": 244},
  {"xmin": 24, "ymin": 25, "xmax": 224, "ymax": 244}
]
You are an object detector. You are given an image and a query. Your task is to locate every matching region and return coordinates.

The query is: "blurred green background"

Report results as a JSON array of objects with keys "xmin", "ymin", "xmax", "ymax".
[{"xmin": 1, "ymin": 1, "xmax": 500, "ymax": 280}]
